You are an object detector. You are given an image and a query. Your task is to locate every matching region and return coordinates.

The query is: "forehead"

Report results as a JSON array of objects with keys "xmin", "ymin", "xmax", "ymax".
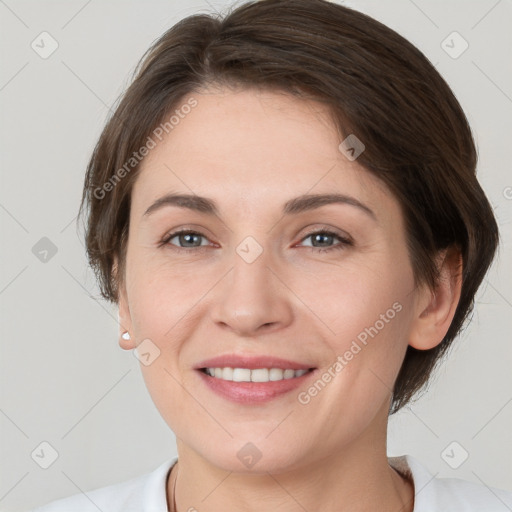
[{"xmin": 131, "ymin": 88, "xmax": 393, "ymax": 218}]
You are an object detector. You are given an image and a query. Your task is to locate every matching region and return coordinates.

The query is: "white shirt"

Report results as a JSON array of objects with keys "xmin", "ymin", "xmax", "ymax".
[{"xmin": 30, "ymin": 455, "xmax": 512, "ymax": 511}]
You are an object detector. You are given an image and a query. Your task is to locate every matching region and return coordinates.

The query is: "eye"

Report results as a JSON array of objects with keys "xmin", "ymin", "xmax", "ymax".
[
  {"xmin": 298, "ymin": 229, "xmax": 353, "ymax": 253},
  {"xmin": 160, "ymin": 229, "xmax": 211, "ymax": 253},
  {"xmin": 160, "ymin": 227, "xmax": 353, "ymax": 254}
]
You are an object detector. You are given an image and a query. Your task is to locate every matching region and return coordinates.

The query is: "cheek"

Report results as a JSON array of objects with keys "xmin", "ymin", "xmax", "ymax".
[
  {"xmin": 297, "ymin": 293, "xmax": 414, "ymax": 442},
  {"xmin": 127, "ymin": 252, "xmax": 216, "ymax": 340},
  {"xmin": 125, "ymin": 261, "xmax": 209, "ymax": 431},
  {"xmin": 298, "ymin": 254, "xmax": 412, "ymax": 344},
  {"xmin": 125, "ymin": 256, "xmax": 221, "ymax": 408},
  {"xmin": 302, "ymin": 255, "xmax": 415, "ymax": 400}
]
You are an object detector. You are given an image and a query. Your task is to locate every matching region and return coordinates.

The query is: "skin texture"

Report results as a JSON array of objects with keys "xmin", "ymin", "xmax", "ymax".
[{"xmin": 116, "ymin": 87, "xmax": 462, "ymax": 511}]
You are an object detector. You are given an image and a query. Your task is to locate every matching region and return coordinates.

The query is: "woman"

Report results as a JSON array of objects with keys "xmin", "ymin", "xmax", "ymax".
[{"xmin": 31, "ymin": 0, "xmax": 511, "ymax": 510}]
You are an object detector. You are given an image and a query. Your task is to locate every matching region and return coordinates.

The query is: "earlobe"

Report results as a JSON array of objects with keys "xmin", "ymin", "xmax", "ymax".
[
  {"xmin": 115, "ymin": 255, "xmax": 135, "ymax": 350},
  {"xmin": 409, "ymin": 247, "xmax": 463, "ymax": 351},
  {"xmin": 119, "ymin": 330, "xmax": 134, "ymax": 350}
]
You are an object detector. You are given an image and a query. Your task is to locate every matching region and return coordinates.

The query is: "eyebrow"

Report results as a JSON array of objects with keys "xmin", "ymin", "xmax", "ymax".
[{"xmin": 142, "ymin": 192, "xmax": 376, "ymax": 220}]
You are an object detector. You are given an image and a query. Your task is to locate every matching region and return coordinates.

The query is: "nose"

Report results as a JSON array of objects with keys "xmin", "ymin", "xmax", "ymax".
[{"xmin": 209, "ymin": 244, "xmax": 294, "ymax": 337}]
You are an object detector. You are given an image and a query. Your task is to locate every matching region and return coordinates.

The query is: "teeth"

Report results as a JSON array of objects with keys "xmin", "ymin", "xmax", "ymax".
[
  {"xmin": 270, "ymin": 368, "xmax": 284, "ymax": 381},
  {"xmin": 283, "ymin": 369, "xmax": 295, "ymax": 379},
  {"xmin": 232, "ymin": 368, "xmax": 251, "ymax": 382},
  {"xmin": 222, "ymin": 367, "xmax": 233, "ymax": 381},
  {"xmin": 204, "ymin": 367, "xmax": 311, "ymax": 382},
  {"xmin": 251, "ymin": 368, "xmax": 269, "ymax": 382}
]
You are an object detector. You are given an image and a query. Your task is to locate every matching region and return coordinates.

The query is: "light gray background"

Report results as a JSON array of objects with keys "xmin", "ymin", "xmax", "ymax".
[{"xmin": 1, "ymin": 0, "xmax": 511, "ymax": 511}]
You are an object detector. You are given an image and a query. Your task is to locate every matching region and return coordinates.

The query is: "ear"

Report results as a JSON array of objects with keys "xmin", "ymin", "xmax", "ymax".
[
  {"xmin": 409, "ymin": 247, "xmax": 463, "ymax": 350},
  {"xmin": 115, "ymin": 255, "xmax": 135, "ymax": 350}
]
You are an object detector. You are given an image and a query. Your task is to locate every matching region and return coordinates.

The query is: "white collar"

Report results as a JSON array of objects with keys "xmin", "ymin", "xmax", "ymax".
[{"xmin": 142, "ymin": 456, "xmax": 177, "ymax": 512}]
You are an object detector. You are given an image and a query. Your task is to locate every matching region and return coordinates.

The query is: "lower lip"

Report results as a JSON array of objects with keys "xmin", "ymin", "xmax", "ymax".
[{"xmin": 196, "ymin": 369, "xmax": 317, "ymax": 404}]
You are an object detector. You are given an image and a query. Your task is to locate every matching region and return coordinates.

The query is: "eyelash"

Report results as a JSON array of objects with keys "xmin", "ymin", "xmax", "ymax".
[{"xmin": 159, "ymin": 228, "xmax": 353, "ymax": 254}]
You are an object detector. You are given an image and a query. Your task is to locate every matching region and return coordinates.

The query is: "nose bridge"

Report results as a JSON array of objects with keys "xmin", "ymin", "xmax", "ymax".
[
  {"xmin": 229, "ymin": 233, "xmax": 275, "ymax": 308},
  {"xmin": 235, "ymin": 233, "xmax": 266, "ymax": 267}
]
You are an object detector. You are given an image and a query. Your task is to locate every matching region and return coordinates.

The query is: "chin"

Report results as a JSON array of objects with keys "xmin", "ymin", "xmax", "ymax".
[{"xmin": 194, "ymin": 436, "xmax": 310, "ymax": 475}]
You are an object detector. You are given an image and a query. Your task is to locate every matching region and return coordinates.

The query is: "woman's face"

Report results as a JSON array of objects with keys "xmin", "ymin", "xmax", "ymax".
[{"xmin": 119, "ymin": 87, "xmax": 424, "ymax": 473}]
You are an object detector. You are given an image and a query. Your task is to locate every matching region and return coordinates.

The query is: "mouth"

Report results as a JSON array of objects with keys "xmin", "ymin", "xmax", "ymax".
[{"xmin": 194, "ymin": 355, "xmax": 317, "ymax": 403}]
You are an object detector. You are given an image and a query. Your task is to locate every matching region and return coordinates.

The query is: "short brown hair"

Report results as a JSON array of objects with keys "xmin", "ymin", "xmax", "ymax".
[{"xmin": 78, "ymin": 0, "xmax": 499, "ymax": 414}]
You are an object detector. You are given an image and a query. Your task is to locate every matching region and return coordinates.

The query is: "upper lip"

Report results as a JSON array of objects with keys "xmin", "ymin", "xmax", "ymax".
[{"xmin": 195, "ymin": 354, "xmax": 315, "ymax": 370}]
